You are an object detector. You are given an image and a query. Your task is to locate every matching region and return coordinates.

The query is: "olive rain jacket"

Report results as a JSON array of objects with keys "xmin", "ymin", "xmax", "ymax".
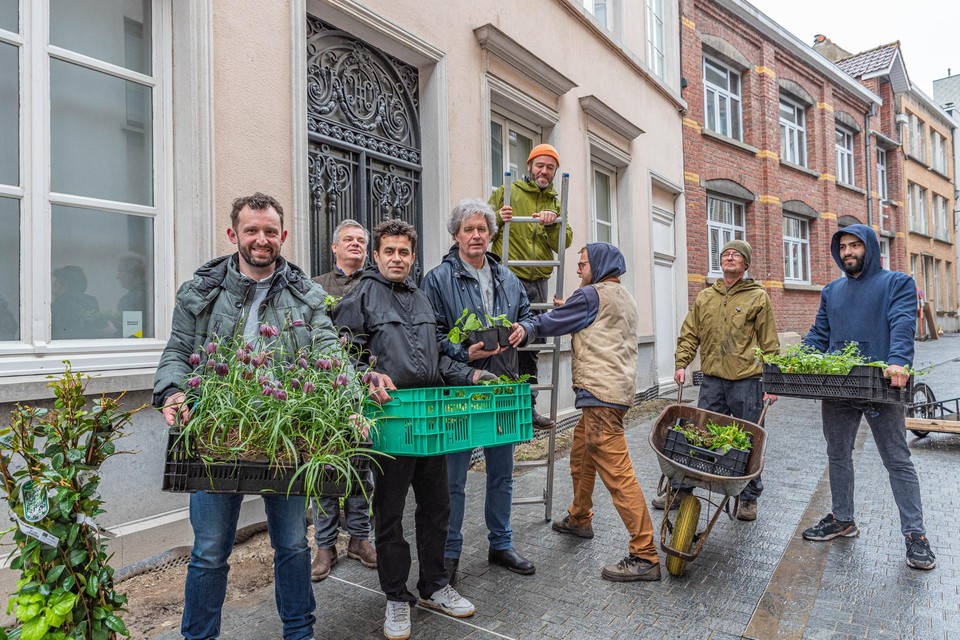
[
  {"xmin": 489, "ymin": 178, "xmax": 573, "ymax": 281},
  {"xmin": 420, "ymin": 247, "xmax": 537, "ymax": 378},
  {"xmin": 674, "ymin": 277, "xmax": 779, "ymax": 381},
  {"xmin": 803, "ymin": 224, "xmax": 916, "ymax": 366},
  {"xmin": 152, "ymin": 254, "xmax": 338, "ymax": 407},
  {"xmin": 332, "ymin": 266, "xmax": 476, "ymax": 389}
]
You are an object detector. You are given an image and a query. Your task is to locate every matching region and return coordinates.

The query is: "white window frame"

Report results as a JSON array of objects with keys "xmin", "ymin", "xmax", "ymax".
[
  {"xmin": 779, "ymin": 96, "xmax": 806, "ymax": 166},
  {"xmin": 645, "ymin": 0, "xmax": 665, "ymax": 80},
  {"xmin": 909, "ymin": 183, "xmax": 928, "ymax": 235},
  {"xmin": 876, "ymin": 148, "xmax": 888, "ymax": 200},
  {"xmin": 910, "ymin": 114, "xmax": 925, "ymax": 162},
  {"xmin": 703, "ymin": 56, "xmax": 742, "ymax": 141},
  {"xmin": 0, "ymin": 0, "xmax": 172, "ymax": 378},
  {"xmin": 933, "ymin": 193, "xmax": 949, "ymax": 241},
  {"xmin": 879, "ymin": 238, "xmax": 890, "ymax": 270},
  {"xmin": 782, "ymin": 214, "xmax": 810, "ymax": 284},
  {"xmin": 706, "ymin": 195, "xmax": 745, "ymax": 277},
  {"xmin": 835, "ymin": 126, "xmax": 855, "ymax": 186},
  {"xmin": 590, "ymin": 160, "xmax": 617, "ymax": 244},
  {"xmin": 582, "ymin": 0, "xmax": 615, "ymax": 31},
  {"xmin": 931, "ymin": 131, "xmax": 947, "ymax": 173},
  {"xmin": 490, "ymin": 110, "xmax": 541, "ymax": 194}
]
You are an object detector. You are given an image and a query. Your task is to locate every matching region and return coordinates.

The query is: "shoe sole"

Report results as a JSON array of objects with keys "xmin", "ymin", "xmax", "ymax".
[
  {"xmin": 551, "ymin": 522, "xmax": 594, "ymax": 539},
  {"xmin": 383, "ymin": 628, "xmax": 410, "ymax": 640},
  {"xmin": 736, "ymin": 512, "xmax": 757, "ymax": 522},
  {"xmin": 802, "ymin": 526, "xmax": 860, "ymax": 541},
  {"xmin": 906, "ymin": 556, "xmax": 937, "ymax": 570},
  {"xmin": 600, "ymin": 569, "xmax": 662, "ymax": 582},
  {"xmin": 416, "ymin": 599, "xmax": 476, "ymax": 618},
  {"xmin": 347, "ymin": 551, "xmax": 377, "ymax": 568}
]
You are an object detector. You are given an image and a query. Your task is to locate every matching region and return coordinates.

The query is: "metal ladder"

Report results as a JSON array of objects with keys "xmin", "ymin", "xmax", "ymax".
[{"xmin": 501, "ymin": 171, "xmax": 570, "ymax": 522}]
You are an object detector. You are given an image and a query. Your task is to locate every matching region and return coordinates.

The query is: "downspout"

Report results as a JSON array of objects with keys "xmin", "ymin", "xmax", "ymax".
[{"xmin": 865, "ymin": 107, "xmax": 875, "ymax": 227}]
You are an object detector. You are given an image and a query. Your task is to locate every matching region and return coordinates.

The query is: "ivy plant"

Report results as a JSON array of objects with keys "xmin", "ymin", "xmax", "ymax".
[{"xmin": 0, "ymin": 364, "xmax": 140, "ymax": 640}]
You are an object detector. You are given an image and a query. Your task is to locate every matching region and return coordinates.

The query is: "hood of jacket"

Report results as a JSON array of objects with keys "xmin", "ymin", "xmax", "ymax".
[
  {"xmin": 831, "ymin": 223, "xmax": 881, "ymax": 279},
  {"xmin": 358, "ymin": 263, "xmax": 418, "ymax": 292},
  {"xmin": 585, "ymin": 242, "xmax": 626, "ymax": 284},
  {"xmin": 514, "ymin": 176, "xmax": 559, "ymax": 199}
]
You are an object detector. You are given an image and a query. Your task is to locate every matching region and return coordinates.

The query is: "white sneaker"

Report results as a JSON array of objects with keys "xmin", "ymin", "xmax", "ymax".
[
  {"xmin": 383, "ymin": 600, "xmax": 411, "ymax": 640},
  {"xmin": 417, "ymin": 584, "xmax": 476, "ymax": 618}
]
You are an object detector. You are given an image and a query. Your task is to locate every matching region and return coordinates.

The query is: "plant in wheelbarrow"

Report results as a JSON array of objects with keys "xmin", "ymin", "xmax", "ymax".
[
  {"xmin": 171, "ymin": 321, "xmax": 379, "ymax": 500},
  {"xmin": 0, "ymin": 364, "xmax": 141, "ymax": 640}
]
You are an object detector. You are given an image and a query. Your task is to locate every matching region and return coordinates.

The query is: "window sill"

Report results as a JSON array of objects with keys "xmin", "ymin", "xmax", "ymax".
[
  {"xmin": 783, "ymin": 282, "xmax": 823, "ymax": 293},
  {"xmin": 0, "ymin": 368, "xmax": 157, "ymax": 404},
  {"xmin": 837, "ymin": 182, "xmax": 866, "ymax": 196},
  {"xmin": 933, "ymin": 235, "xmax": 953, "ymax": 245},
  {"xmin": 700, "ymin": 129, "xmax": 758, "ymax": 155},
  {"xmin": 930, "ymin": 166, "xmax": 951, "ymax": 180},
  {"xmin": 906, "ymin": 152, "xmax": 928, "ymax": 166},
  {"xmin": 780, "ymin": 159, "xmax": 820, "ymax": 179},
  {"xmin": 909, "ymin": 229, "xmax": 932, "ymax": 238}
]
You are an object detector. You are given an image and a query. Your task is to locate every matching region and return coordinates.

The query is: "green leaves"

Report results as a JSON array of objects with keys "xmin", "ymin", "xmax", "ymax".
[
  {"xmin": 758, "ymin": 342, "xmax": 919, "ymax": 376},
  {"xmin": 673, "ymin": 419, "xmax": 752, "ymax": 454}
]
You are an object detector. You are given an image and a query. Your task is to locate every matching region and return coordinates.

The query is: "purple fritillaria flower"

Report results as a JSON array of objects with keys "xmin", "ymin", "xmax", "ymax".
[
  {"xmin": 333, "ymin": 373, "xmax": 349, "ymax": 388},
  {"xmin": 303, "ymin": 381, "xmax": 315, "ymax": 394},
  {"xmin": 316, "ymin": 359, "xmax": 331, "ymax": 371},
  {"xmin": 205, "ymin": 359, "xmax": 216, "ymax": 370},
  {"xmin": 205, "ymin": 341, "xmax": 218, "ymax": 355},
  {"xmin": 274, "ymin": 389, "xmax": 288, "ymax": 401},
  {"xmin": 188, "ymin": 376, "xmax": 202, "ymax": 388},
  {"xmin": 290, "ymin": 378, "xmax": 301, "ymax": 390},
  {"xmin": 299, "ymin": 357, "xmax": 309, "ymax": 370},
  {"xmin": 292, "ymin": 319, "xmax": 305, "ymax": 327},
  {"xmin": 258, "ymin": 324, "xmax": 273, "ymax": 337},
  {"xmin": 215, "ymin": 362, "xmax": 229, "ymax": 377},
  {"xmin": 189, "ymin": 353, "xmax": 201, "ymax": 367}
]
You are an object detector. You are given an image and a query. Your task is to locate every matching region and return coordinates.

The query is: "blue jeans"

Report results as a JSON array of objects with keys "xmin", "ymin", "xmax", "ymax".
[
  {"xmin": 445, "ymin": 443, "xmax": 515, "ymax": 559},
  {"xmin": 182, "ymin": 492, "xmax": 315, "ymax": 640},
  {"xmin": 821, "ymin": 399, "xmax": 926, "ymax": 536},
  {"xmin": 311, "ymin": 468, "xmax": 373, "ymax": 548}
]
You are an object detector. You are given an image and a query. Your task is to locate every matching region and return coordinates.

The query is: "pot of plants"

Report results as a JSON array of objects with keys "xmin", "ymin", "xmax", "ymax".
[
  {"xmin": 497, "ymin": 326, "xmax": 512, "ymax": 347},
  {"xmin": 467, "ymin": 328, "xmax": 500, "ymax": 351}
]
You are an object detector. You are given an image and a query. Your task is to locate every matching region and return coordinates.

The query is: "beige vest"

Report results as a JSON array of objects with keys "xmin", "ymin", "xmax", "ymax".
[{"xmin": 571, "ymin": 281, "xmax": 639, "ymax": 406}]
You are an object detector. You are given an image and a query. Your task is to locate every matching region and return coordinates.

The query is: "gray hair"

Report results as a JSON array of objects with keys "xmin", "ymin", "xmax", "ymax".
[
  {"xmin": 447, "ymin": 198, "xmax": 498, "ymax": 237},
  {"xmin": 333, "ymin": 219, "xmax": 369, "ymax": 244}
]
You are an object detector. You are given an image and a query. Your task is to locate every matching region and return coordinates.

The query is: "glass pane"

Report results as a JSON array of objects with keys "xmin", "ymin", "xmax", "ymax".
[
  {"xmin": 718, "ymin": 96, "xmax": 728, "ymax": 136},
  {"xmin": 0, "ymin": 196, "xmax": 19, "ymax": 340},
  {"xmin": 709, "ymin": 227, "xmax": 720, "ymax": 271},
  {"xmin": 51, "ymin": 205, "xmax": 154, "ymax": 339},
  {"xmin": 731, "ymin": 98, "xmax": 741, "ymax": 140},
  {"xmin": 0, "ymin": 41, "xmax": 17, "ymax": 186},
  {"xmin": 490, "ymin": 120, "xmax": 503, "ymax": 189},
  {"xmin": 50, "ymin": 0, "xmax": 151, "ymax": 74},
  {"xmin": 597, "ymin": 222, "xmax": 611, "ymax": 243},
  {"xmin": 729, "ymin": 72, "xmax": 740, "ymax": 95},
  {"xmin": 705, "ymin": 61, "xmax": 726, "ymax": 89},
  {"xmin": 50, "ymin": 59, "xmax": 153, "ymax": 205},
  {"xmin": 0, "ymin": 0, "xmax": 15, "ymax": 33},
  {"xmin": 594, "ymin": 170, "xmax": 611, "ymax": 224},
  {"xmin": 705, "ymin": 90, "xmax": 716, "ymax": 132},
  {"xmin": 508, "ymin": 128, "xmax": 532, "ymax": 178},
  {"xmin": 780, "ymin": 101, "xmax": 794, "ymax": 123}
]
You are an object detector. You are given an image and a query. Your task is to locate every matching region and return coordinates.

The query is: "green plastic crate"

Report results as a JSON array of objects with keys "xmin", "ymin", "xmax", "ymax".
[{"xmin": 365, "ymin": 384, "xmax": 534, "ymax": 456}]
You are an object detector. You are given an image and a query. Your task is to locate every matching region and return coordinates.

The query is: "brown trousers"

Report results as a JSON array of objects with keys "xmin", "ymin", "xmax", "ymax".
[{"xmin": 566, "ymin": 406, "xmax": 659, "ymax": 563}]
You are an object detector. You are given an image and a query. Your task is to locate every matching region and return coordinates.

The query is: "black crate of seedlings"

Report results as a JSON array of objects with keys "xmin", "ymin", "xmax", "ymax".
[
  {"xmin": 762, "ymin": 364, "xmax": 912, "ymax": 404},
  {"xmin": 663, "ymin": 428, "xmax": 749, "ymax": 478},
  {"xmin": 162, "ymin": 430, "xmax": 369, "ymax": 496}
]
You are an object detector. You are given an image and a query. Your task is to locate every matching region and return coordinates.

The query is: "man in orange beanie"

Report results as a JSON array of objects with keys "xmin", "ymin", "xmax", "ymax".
[{"xmin": 489, "ymin": 144, "xmax": 573, "ymax": 429}]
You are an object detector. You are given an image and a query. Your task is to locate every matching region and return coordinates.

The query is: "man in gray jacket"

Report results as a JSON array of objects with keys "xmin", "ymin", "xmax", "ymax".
[{"xmin": 154, "ymin": 192, "xmax": 337, "ymax": 640}]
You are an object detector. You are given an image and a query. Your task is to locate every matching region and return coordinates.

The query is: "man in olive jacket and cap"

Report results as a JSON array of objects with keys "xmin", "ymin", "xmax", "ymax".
[{"xmin": 661, "ymin": 239, "xmax": 779, "ymax": 521}]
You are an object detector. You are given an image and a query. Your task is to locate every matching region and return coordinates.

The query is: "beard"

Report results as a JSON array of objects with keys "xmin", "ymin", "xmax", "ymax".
[
  {"xmin": 239, "ymin": 243, "xmax": 280, "ymax": 269},
  {"xmin": 842, "ymin": 255, "xmax": 864, "ymax": 275}
]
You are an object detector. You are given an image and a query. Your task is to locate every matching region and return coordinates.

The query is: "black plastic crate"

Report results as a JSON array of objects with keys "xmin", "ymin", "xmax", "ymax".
[
  {"xmin": 762, "ymin": 364, "xmax": 912, "ymax": 404},
  {"xmin": 663, "ymin": 428, "xmax": 749, "ymax": 478},
  {"xmin": 162, "ymin": 430, "xmax": 369, "ymax": 496}
]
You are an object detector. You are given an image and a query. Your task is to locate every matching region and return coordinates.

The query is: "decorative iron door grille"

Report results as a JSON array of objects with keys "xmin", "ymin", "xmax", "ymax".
[{"xmin": 306, "ymin": 15, "xmax": 423, "ymax": 278}]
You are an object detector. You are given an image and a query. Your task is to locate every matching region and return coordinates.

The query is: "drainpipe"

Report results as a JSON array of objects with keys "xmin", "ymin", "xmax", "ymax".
[{"xmin": 865, "ymin": 106, "xmax": 875, "ymax": 227}]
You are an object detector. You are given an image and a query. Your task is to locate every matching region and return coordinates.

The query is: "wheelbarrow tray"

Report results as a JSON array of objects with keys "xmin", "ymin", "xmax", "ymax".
[{"xmin": 649, "ymin": 404, "xmax": 766, "ymax": 497}]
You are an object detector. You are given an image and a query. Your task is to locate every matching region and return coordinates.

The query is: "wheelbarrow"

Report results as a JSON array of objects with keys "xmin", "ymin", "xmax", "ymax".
[
  {"xmin": 648, "ymin": 395, "xmax": 769, "ymax": 577},
  {"xmin": 905, "ymin": 381, "xmax": 960, "ymax": 438}
]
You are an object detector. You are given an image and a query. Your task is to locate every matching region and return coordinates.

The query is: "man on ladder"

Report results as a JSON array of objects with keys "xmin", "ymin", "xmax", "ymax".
[{"xmin": 490, "ymin": 144, "xmax": 574, "ymax": 430}]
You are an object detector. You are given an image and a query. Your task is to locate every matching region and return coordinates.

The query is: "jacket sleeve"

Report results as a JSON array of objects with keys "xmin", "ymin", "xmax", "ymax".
[
  {"xmin": 152, "ymin": 284, "xmax": 199, "ymax": 408},
  {"xmin": 421, "ymin": 270, "xmax": 469, "ymax": 362},
  {"xmin": 674, "ymin": 297, "xmax": 702, "ymax": 370},
  {"xmin": 755, "ymin": 292, "xmax": 780, "ymax": 356},
  {"xmin": 331, "ymin": 289, "xmax": 372, "ymax": 372},
  {"xmin": 802, "ymin": 289, "xmax": 831, "ymax": 353},
  {"xmin": 545, "ymin": 218, "xmax": 574, "ymax": 253},
  {"xmin": 536, "ymin": 288, "xmax": 596, "ymax": 337},
  {"xmin": 886, "ymin": 274, "xmax": 917, "ymax": 367},
  {"xmin": 489, "ymin": 187, "xmax": 506, "ymax": 243},
  {"xmin": 439, "ymin": 354, "xmax": 475, "ymax": 386}
]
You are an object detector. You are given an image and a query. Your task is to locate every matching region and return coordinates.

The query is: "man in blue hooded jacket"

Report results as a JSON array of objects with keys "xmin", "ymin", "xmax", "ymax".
[
  {"xmin": 800, "ymin": 224, "xmax": 935, "ymax": 570},
  {"xmin": 535, "ymin": 243, "xmax": 661, "ymax": 582}
]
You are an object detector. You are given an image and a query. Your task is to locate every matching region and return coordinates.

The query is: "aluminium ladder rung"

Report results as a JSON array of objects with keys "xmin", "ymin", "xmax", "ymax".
[
  {"xmin": 506, "ymin": 259, "xmax": 561, "ymax": 268},
  {"xmin": 512, "ymin": 495, "xmax": 547, "ymax": 506},
  {"xmin": 529, "ymin": 383, "xmax": 556, "ymax": 392},
  {"xmin": 519, "ymin": 343, "xmax": 559, "ymax": 352},
  {"xmin": 514, "ymin": 459, "xmax": 549, "ymax": 469}
]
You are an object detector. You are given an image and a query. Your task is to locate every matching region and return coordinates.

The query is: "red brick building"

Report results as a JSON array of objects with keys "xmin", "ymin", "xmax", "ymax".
[{"xmin": 679, "ymin": 0, "xmax": 889, "ymax": 335}]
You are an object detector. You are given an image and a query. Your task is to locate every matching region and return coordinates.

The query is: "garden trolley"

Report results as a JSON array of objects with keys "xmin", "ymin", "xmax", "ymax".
[
  {"xmin": 906, "ymin": 382, "xmax": 960, "ymax": 438},
  {"xmin": 648, "ymin": 399, "xmax": 768, "ymax": 577}
]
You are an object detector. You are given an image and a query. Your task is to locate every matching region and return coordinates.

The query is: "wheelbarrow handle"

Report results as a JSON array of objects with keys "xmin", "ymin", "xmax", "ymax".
[{"xmin": 757, "ymin": 397, "xmax": 773, "ymax": 426}]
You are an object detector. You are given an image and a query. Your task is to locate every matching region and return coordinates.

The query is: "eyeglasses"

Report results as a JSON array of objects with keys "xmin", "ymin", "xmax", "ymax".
[
  {"xmin": 720, "ymin": 251, "xmax": 743, "ymax": 260},
  {"xmin": 577, "ymin": 261, "xmax": 589, "ymax": 269}
]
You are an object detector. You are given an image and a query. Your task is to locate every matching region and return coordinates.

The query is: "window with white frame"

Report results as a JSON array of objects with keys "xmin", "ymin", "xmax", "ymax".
[
  {"xmin": 645, "ymin": 0, "xmax": 665, "ymax": 80},
  {"xmin": 931, "ymin": 130, "xmax": 947, "ymax": 173},
  {"xmin": 908, "ymin": 183, "xmax": 928, "ymax": 235},
  {"xmin": 582, "ymin": 0, "xmax": 613, "ymax": 30},
  {"xmin": 876, "ymin": 148, "xmax": 888, "ymax": 200},
  {"xmin": 835, "ymin": 127, "xmax": 855, "ymax": 186},
  {"xmin": 910, "ymin": 114, "xmax": 925, "ymax": 162},
  {"xmin": 933, "ymin": 193, "xmax": 949, "ymax": 241},
  {"xmin": 703, "ymin": 57, "xmax": 742, "ymax": 141},
  {"xmin": 782, "ymin": 215, "xmax": 810, "ymax": 283},
  {"xmin": 879, "ymin": 238, "xmax": 890, "ymax": 270},
  {"xmin": 0, "ymin": 1, "xmax": 167, "ymax": 368},
  {"xmin": 591, "ymin": 162, "xmax": 617, "ymax": 243},
  {"xmin": 490, "ymin": 112, "xmax": 538, "ymax": 193},
  {"xmin": 707, "ymin": 195, "xmax": 745, "ymax": 276},
  {"xmin": 779, "ymin": 97, "xmax": 806, "ymax": 166}
]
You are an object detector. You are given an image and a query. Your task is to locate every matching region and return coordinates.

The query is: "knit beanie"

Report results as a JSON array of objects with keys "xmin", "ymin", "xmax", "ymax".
[
  {"xmin": 721, "ymin": 239, "xmax": 752, "ymax": 266},
  {"xmin": 527, "ymin": 143, "xmax": 560, "ymax": 167}
]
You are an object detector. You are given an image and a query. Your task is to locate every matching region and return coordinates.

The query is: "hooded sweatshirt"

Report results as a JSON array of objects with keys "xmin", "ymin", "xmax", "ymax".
[
  {"xmin": 537, "ymin": 243, "xmax": 637, "ymax": 408},
  {"xmin": 802, "ymin": 224, "xmax": 916, "ymax": 366}
]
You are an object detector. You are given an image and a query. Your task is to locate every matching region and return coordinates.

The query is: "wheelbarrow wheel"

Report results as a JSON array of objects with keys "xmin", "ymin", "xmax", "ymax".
[
  {"xmin": 666, "ymin": 495, "xmax": 700, "ymax": 577},
  {"xmin": 909, "ymin": 382, "xmax": 936, "ymax": 439}
]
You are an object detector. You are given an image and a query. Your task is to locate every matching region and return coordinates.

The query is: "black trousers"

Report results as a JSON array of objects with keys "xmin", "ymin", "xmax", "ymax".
[
  {"xmin": 519, "ymin": 277, "xmax": 548, "ymax": 409},
  {"xmin": 373, "ymin": 453, "xmax": 450, "ymax": 602}
]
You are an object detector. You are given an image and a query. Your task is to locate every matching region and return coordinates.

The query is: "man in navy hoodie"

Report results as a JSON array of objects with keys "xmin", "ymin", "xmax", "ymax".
[
  {"xmin": 800, "ymin": 224, "xmax": 935, "ymax": 570},
  {"xmin": 536, "ymin": 243, "xmax": 661, "ymax": 582}
]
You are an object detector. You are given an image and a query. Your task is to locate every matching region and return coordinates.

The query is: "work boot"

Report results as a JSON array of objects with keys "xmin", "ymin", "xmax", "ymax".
[
  {"xmin": 551, "ymin": 514, "xmax": 594, "ymax": 539},
  {"xmin": 600, "ymin": 555, "xmax": 661, "ymax": 582},
  {"xmin": 736, "ymin": 499, "xmax": 758, "ymax": 521},
  {"xmin": 532, "ymin": 413, "xmax": 556, "ymax": 430},
  {"xmin": 310, "ymin": 547, "xmax": 337, "ymax": 582},
  {"xmin": 652, "ymin": 488, "xmax": 692, "ymax": 510},
  {"xmin": 347, "ymin": 536, "xmax": 377, "ymax": 568}
]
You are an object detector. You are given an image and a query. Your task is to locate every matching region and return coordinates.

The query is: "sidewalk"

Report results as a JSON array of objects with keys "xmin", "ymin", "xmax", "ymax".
[{"xmin": 151, "ymin": 336, "xmax": 960, "ymax": 639}]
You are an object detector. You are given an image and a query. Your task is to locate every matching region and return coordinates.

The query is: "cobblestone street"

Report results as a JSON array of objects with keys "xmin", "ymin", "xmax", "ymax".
[{"xmin": 152, "ymin": 336, "xmax": 960, "ymax": 639}]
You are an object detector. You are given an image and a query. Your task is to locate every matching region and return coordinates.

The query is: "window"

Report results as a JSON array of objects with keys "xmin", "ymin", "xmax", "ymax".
[
  {"xmin": 933, "ymin": 194, "xmax": 950, "ymax": 241},
  {"xmin": 879, "ymin": 238, "xmax": 890, "ymax": 270},
  {"xmin": 582, "ymin": 0, "xmax": 613, "ymax": 30},
  {"xmin": 490, "ymin": 112, "xmax": 538, "ymax": 193},
  {"xmin": 908, "ymin": 183, "xmax": 928, "ymax": 235},
  {"xmin": 645, "ymin": 0, "xmax": 665, "ymax": 80},
  {"xmin": 779, "ymin": 97, "xmax": 806, "ymax": 166},
  {"xmin": 706, "ymin": 196, "xmax": 745, "ymax": 276},
  {"xmin": 909, "ymin": 114, "xmax": 925, "ymax": 162},
  {"xmin": 782, "ymin": 215, "xmax": 810, "ymax": 283},
  {"xmin": 591, "ymin": 163, "xmax": 617, "ymax": 243},
  {"xmin": 931, "ymin": 131, "xmax": 947, "ymax": 173},
  {"xmin": 835, "ymin": 127, "xmax": 855, "ymax": 186},
  {"xmin": 876, "ymin": 148, "xmax": 888, "ymax": 200},
  {"xmin": 1, "ymin": 1, "xmax": 167, "ymax": 370},
  {"xmin": 703, "ymin": 57, "xmax": 742, "ymax": 141}
]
